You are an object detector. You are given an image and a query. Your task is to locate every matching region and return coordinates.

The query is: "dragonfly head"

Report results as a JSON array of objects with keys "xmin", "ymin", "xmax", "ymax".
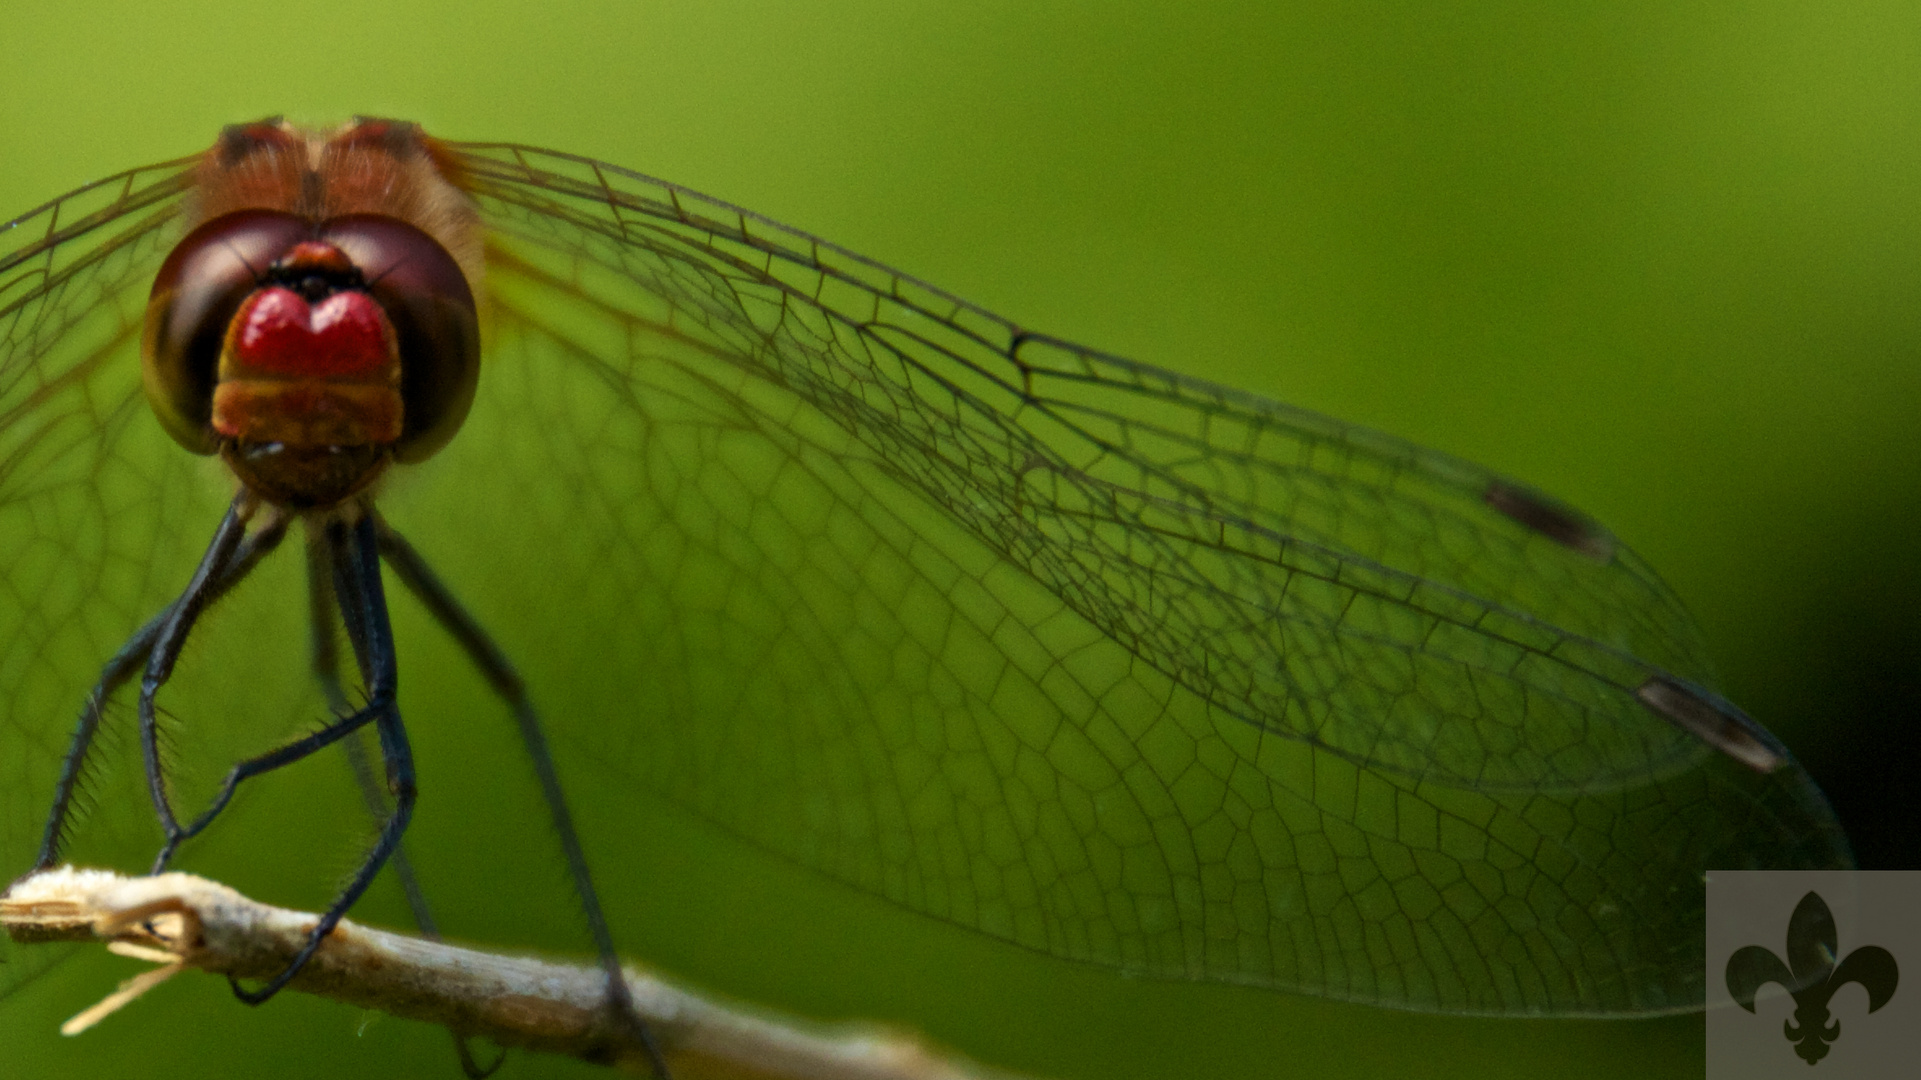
[{"xmin": 142, "ymin": 181, "xmax": 480, "ymax": 509}]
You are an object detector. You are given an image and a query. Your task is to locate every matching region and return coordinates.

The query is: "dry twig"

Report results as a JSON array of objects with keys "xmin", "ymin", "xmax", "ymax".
[{"xmin": 2, "ymin": 867, "xmax": 1018, "ymax": 1080}]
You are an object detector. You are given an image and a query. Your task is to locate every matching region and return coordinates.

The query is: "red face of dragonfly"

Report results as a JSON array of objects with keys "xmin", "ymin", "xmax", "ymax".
[{"xmin": 141, "ymin": 121, "xmax": 482, "ymax": 508}]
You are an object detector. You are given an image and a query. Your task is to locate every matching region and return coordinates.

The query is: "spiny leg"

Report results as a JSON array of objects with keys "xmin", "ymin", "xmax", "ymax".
[
  {"xmin": 306, "ymin": 525, "xmax": 440, "ymax": 937},
  {"xmin": 225, "ymin": 513, "xmax": 417, "ymax": 1004},
  {"xmin": 373, "ymin": 514, "xmax": 670, "ymax": 1077},
  {"xmin": 32, "ymin": 499, "xmax": 290, "ymax": 872},
  {"xmin": 137, "ymin": 492, "xmax": 270, "ymax": 860},
  {"xmin": 306, "ymin": 525, "xmax": 503, "ymax": 1080},
  {"xmin": 137, "ymin": 508, "xmax": 393, "ymax": 873}
]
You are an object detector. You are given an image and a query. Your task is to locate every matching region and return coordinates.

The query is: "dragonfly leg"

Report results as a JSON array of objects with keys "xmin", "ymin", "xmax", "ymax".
[
  {"xmin": 228, "ymin": 513, "xmax": 415, "ymax": 1005},
  {"xmin": 30, "ymin": 503, "xmax": 288, "ymax": 872},
  {"xmin": 147, "ymin": 516, "xmax": 408, "ymax": 871},
  {"xmin": 139, "ymin": 494, "xmax": 260, "ymax": 863},
  {"xmin": 306, "ymin": 524, "xmax": 443, "ymax": 937},
  {"xmin": 306, "ymin": 526, "xmax": 504, "ymax": 1080},
  {"xmin": 373, "ymin": 513, "xmax": 670, "ymax": 1078}
]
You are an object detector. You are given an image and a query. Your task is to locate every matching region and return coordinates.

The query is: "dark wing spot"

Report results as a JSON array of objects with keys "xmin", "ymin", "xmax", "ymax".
[
  {"xmin": 1635, "ymin": 676, "xmax": 1785, "ymax": 773},
  {"xmin": 1483, "ymin": 480, "xmax": 1615, "ymax": 562}
]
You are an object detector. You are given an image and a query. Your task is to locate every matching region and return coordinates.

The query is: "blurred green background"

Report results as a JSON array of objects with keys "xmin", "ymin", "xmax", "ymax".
[{"xmin": 2, "ymin": 1, "xmax": 1916, "ymax": 1078}]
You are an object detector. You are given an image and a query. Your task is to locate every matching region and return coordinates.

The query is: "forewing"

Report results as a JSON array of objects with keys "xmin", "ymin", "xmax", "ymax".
[
  {"xmin": 0, "ymin": 156, "xmax": 222, "ymax": 996},
  {"xmin": 414, "ymin": 143, "xmax": 1851, "ymax": 1015}
]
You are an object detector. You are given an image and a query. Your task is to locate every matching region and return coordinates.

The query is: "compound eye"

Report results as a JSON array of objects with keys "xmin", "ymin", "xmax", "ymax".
[
  {"xmin": 320, "ymin": 215, "xmax": 479, "ymax": 463},
  {"xmin": 143, "ymin": 210, "xmax": 311, "ymax": 453}
]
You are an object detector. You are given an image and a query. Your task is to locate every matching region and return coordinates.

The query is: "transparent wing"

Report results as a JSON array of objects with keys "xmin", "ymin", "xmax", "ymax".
[
  {"xmin": 419, "ymin": 142, "xmax": 1849, "ymax": 1015},
  {"xmin": 0, "ymin": 156, "xmax": 215, "ymax": 995}
]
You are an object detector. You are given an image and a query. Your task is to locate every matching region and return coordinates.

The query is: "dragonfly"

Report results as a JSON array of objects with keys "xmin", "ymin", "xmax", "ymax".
[{"xmin": 0, "ymin": 117, "xmax": 1851, "ymax": 1058}]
